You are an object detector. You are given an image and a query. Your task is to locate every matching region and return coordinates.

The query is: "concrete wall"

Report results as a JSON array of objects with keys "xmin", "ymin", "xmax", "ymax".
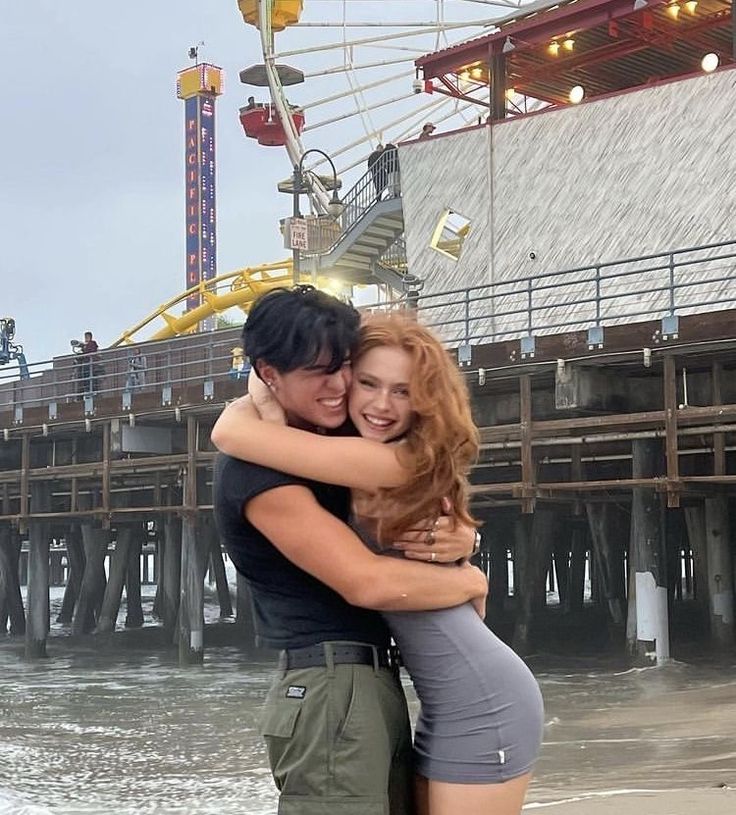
[{"xmin": 398, "ymin": 67, "xmax": 736, "ymax": 345}]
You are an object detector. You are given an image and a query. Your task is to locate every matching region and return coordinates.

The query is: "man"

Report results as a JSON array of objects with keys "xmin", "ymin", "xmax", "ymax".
[
  {"xmin": 418, "ymin": 122, "xmax": 436, "ymax": 140},
  {"xmin": 367, "ymin": 142, "xmax": 384, "ymax": 199},
  {"xmin": 76, "ymin": 330, "xmax": 99, "ymax": 395},
  {"xmin": 213, "ymin": 286, "xmax": 486, "ymax": 815},
  {"xmin": 126, "ymin": 346, "xmax": 146, "ymax": 391},
  {"xmin": 382, "ymin": 143, "xmax": 400, "ymax": 198}
]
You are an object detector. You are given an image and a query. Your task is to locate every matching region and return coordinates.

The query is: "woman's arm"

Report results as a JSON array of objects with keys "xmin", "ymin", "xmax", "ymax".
[{"xmin": 210, "ymin": 397, "xmax": 410, "ymax": 491}]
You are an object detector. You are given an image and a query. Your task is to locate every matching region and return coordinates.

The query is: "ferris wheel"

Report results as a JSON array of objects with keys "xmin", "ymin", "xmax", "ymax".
[{"xmin": 236, "ymin": 0, "xmax": 528, "ymax": 213}]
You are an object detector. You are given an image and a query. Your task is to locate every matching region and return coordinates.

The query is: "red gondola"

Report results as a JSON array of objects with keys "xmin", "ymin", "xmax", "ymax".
[{"xmin": 238, "ymin": 102, "xmax": 305, "ymax": 146}]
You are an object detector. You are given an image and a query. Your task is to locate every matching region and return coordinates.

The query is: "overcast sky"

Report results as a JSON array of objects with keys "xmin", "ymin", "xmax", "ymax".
[
  {"xmin": 3, "ymin": 1, "xmax": 299, "ymax": 363},
  {"xmin": 2, "ymin": 1, "xmax": 505, "ymax": 364}
]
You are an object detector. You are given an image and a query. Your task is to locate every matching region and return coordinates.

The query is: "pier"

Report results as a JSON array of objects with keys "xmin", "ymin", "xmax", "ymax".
[{"xmin": 1, "ymin": 251, "xmax": 735, "ymax": 664}]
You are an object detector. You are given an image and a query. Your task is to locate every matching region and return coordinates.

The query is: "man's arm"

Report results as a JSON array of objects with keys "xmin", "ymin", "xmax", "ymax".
[{"xmin": 246, "ymin": 484, "xmax": 487, "ymax": 611}]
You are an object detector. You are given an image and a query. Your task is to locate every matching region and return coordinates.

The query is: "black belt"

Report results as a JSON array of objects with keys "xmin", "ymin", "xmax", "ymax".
[{"xmin": 279, "ymin": 642, "xmax": 399, "ymax": 671}]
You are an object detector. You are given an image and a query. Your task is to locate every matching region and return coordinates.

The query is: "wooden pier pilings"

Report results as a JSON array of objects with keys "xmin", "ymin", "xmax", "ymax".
[{"xmin": 0, "ymin": 317, "xmax": 734, "ymax": 663}]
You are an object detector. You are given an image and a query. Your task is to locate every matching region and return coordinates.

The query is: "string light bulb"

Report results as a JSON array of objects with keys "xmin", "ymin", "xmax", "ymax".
[
  {"xmin": 548, "ymin": 41, "xmax": 560, "ymax": 56},
  {"xmin": 563, "ymin": 38, "xmax": 575, "ymax": 51},
  {"xmin": 569, "ymin": 85, "xmax": 585, "ymax": 104},
  {"xmin": 685, "ymin": 0, "xmax": 697, "ymax": 12},
  {"xmin": 701, "ymin": 52, "xmax": 719, "ymax": 73},
  {"xmin": 667, "ymin": 2, "xmax": 680, "ymax": 18},
  {"xmin": 505, "ymin": 87, "xmax": 516, "ymax": 99},
  {"xmin": 471, "ymin": 66, "xmax": 484, "ymax": 80}
]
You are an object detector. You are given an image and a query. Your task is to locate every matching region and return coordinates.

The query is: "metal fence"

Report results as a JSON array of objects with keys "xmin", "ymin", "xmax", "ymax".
[
  {"xmin": 3, "ymin": 239, "xmax": 736, "ymax": 419},
  {"xmin": 405, "ymin": 240, "xmax": 736, "ymax": 355},
  {"xmin": 0, "ymin": 330, "xmax": 246, "ymax": 419},
  {"xmin": 378, "ymin": 236, "xmax": 408, "ymax": 275}
]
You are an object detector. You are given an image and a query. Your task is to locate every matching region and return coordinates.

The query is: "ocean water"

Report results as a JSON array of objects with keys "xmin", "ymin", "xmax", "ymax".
[
  {"xmin": 2, "ymin": 643, "xmax": 735, "ymax": 814},
  {"xmin": 2, "ymin": 585, "xmax": 735, "ymax": 813}
]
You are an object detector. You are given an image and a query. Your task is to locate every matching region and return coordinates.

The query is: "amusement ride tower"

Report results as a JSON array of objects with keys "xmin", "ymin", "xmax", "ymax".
[{"xmin": 176, "ymin": 59, "xmax": 223, "ymax": 331}]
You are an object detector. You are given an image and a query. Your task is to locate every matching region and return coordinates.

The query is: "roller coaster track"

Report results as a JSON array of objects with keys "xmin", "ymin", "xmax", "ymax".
[{"xmin": 110, "ymin": 260, "xmax": 303, "ymax": 347}]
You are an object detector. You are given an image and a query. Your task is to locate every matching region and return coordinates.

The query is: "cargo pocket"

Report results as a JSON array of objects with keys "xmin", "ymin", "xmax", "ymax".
[
  {"xmin": 260, "ymin": 701, "xmax": 303, "ymax": 789},
  {"xmin": 260, "ymin": 702, "xmax": 302, "ymax": 739}
]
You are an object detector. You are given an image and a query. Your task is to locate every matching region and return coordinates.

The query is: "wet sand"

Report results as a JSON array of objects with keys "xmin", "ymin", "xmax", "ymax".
[
  {"xmin": 523, "ymin": 655, "xmax": 736, "ymax": 814},
  {"xmin": 526, "ymin": 789, "xmax": 735, "ymax": 813}
]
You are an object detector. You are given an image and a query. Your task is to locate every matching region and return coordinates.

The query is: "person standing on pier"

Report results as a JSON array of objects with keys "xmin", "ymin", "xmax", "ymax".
[
  {"xmin": 213, "ymin": 286, "xmax": 486, "ymax": 815},
  {"xmin": 125, "ymin": 346, "xmax": 147, "ymax": 391},
  {"xmin": 367, "ymin": 142, "xmax": 385, "ymax": 199},
  {"xmin": 73, "ymin": 330, "xmax": 99, "ymax": 395}
]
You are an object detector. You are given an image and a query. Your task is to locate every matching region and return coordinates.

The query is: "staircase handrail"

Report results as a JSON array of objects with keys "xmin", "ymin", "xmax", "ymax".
[{"xmin": 302, "ymin": 149, "xmax": 403, "ymax": 258}]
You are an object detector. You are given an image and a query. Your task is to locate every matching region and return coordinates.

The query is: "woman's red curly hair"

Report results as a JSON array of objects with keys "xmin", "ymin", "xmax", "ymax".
[{"xmin": 355, "ymin": 313, "xmax": 480, "ymax": 543}]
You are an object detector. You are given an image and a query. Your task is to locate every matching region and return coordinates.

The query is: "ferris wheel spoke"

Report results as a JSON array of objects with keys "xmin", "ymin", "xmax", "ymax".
[
  {"xmin": 458, "ymin": 0, "xmax": 525, "ymax": 7},
  {"xmin": 300, "ymin": 68, "xmax": 413, "ymax": 111},
  {"xmin": 367, "ymin": 44, "xmax": 435, "ymax": 53},
  {"xmin": 274, "ymin": 20, "xmax": 494, "ymax": 60},
  {"xmin": 305, "ymin": 89, "xmax": 418, "ymax": 132},
  {"xmin": 303, "ymin": 54, "xmax": 418, "ymax": 78}
]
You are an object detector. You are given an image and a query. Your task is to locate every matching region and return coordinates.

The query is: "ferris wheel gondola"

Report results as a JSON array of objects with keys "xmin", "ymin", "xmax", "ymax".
[{"xmin": 236, "ymin": 0, "xmax": 529, "ymax": 214}]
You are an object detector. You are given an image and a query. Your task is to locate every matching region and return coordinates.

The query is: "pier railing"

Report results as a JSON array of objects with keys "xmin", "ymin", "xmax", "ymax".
[
  {"xmin": 3, "ymin": 238, "xmax": 736, "ymax": 421},
  {"xmin": 386, "ymin": 239, "xmax": 736, "ymax": 360},
  {"xmin": 301, "ymin": 149, "xmax": 402, "ymax": 257},
  {"xmin": 0, "ymin": 329, "xmax": 246, "ymax": 423}
]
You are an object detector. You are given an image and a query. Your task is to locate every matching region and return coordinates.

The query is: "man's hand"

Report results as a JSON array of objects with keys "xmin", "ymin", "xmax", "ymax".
[
  {"xmin": 391, "ymin": 515, "xmax": 476, "ymax": 563},
  {"xmin": 471, "ymin": 592, "xmax": 487, "ymax": 620},
  {"xmin": 460, "ymin": 561, "xmax": 488, "ymax": 619}
]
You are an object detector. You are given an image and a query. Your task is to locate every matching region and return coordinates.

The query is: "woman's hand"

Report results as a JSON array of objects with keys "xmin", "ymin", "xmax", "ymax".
[{"xmin": 390, "ymin": 515, "xmax": 476, "ymax": 563}]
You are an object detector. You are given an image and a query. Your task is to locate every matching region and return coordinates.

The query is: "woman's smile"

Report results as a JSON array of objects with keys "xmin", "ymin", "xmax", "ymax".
[{"xmin": 349, "ymin": 346, "xmax": 413, "ymax": 442}]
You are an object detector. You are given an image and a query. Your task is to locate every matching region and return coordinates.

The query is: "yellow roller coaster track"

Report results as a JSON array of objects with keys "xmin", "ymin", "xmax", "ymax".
[{"xmin": 110, "ymin": 259, "xmax": 337, "ymax": 347}]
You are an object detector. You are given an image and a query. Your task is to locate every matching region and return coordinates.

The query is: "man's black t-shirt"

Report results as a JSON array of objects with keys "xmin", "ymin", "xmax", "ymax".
[{"xmin": 213, "ymin": 453, "xmax": 390, "ymax": 650}]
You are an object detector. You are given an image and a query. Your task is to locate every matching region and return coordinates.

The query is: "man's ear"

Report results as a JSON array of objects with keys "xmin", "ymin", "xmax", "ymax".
[{"xmin": 256, "ymin": 361, "xmax": 278, "ymax": 388}]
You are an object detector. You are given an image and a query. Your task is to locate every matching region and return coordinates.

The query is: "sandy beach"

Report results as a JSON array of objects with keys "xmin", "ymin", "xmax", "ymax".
[
  {"xmin": 521, "ymin": 656, "xmax": 736, "ymax": 815},
  {"xmin": 525, "ymin": 788, "xmax": 735, "ymax": 813}
]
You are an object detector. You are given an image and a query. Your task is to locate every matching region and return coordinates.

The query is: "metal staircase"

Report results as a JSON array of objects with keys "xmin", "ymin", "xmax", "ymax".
[{"xmin": 305, "ymin": 151, "xmax": 408, "ymax": 289}]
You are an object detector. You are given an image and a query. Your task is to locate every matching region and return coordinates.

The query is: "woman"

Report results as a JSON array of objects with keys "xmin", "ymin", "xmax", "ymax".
[{"xmin": 212, "ymin": 314, "xmax": 544, "ymax": 815}]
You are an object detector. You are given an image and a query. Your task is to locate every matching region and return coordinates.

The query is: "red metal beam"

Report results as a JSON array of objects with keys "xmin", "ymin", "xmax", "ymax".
[
  {"xmin": 512, "ymin": 11, "xmax": 730, "ymax": 88},
  {"xmin": 433, "ymin": 79, "xmax": 492, "ymax": 108},
  {"xmin": 418, "ymin": 0, "xmax": 670, "ymax": 78}
]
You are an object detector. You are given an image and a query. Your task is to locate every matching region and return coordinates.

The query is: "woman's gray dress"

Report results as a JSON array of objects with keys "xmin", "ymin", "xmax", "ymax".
[
  {"xmin": 384, "ymin": 601, "xmax": 544, "ymax": 783},
  {"xmin": 359, "ymin": 524, "xmax": 544, "ymax": 783}
]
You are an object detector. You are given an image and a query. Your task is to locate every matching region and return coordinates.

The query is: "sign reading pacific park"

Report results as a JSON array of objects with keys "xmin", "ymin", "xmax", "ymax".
[
  {"xmin": 177, "ymin": 63, "xmax": 223, "ymax": 327},
  {"xmin": 184, "ymin": 96, "xmax": 217, "ymax": 314}
]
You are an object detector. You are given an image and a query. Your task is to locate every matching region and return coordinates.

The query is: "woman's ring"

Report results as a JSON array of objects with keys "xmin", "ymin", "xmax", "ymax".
[
  {"xmin": 430, "ymin": 551, "xmax": 437, "ymax": 562},
  {"xmin": 427, "ymin": 528, "xmax": 436, "ymax": 545}
]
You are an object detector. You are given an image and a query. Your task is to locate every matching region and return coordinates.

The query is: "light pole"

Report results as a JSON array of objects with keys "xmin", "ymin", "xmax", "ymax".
[{"xmin": 290, "ymin": 148, "xmax": 343, "ymax": 286}]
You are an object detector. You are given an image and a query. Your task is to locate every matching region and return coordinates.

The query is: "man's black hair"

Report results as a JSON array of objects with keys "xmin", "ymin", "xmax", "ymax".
[{"xmin": 242, "ymin": 285, "xmax": 360, "ymax": 377}]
